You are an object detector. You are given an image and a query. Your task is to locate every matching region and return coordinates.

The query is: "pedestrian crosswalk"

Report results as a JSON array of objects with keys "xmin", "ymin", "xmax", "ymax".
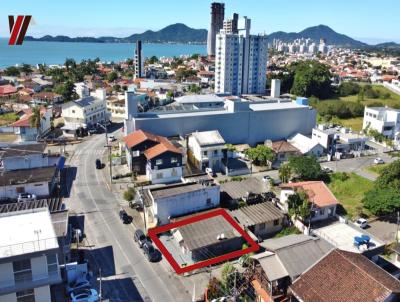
[{"xmin": 73, "ymin": 149, "xmax": 105, "ymax": 156}]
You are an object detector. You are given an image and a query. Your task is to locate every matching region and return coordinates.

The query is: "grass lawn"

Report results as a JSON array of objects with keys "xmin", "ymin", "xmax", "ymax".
[
  {"xmin": 365, "ymin": 163, "xmax": 388, "ymax": 175},
  {"xmin": 339, "ymin": 117, "xmax": 363, "ymax": 131},
  {"xmin": 0, "ymin": 112, "xmax": 19, "ymax": 126},
  {"xmin": 327, "ymin": 172, "xmax": 374, "ymax": 219}
]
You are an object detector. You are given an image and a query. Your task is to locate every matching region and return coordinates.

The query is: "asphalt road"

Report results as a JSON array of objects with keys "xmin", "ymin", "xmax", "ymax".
[{"xmin": 65, "ymin": 131, "xmax": 191, "ymax": 302}]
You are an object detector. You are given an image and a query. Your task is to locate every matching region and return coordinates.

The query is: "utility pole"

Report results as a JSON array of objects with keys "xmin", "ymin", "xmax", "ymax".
[{"xmin": 396, "ymin": 211, "xmax": 400, "ymax": 243}]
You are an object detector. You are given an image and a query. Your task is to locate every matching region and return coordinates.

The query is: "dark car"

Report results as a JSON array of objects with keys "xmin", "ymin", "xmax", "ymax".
[
  {"xmin": 143, "ymin": 242, "xmax": 160, "ymax": 262},
  {"xmin": 119, "ymin": 209, "xmax": 132, "ymax": 224},
  {"xmin": 134, "ymin": 229, "xmax": 147, "ymax": 248},
  {"xmin": 95, "ymin": 159, "xmax": 102, "ymax": 169}
]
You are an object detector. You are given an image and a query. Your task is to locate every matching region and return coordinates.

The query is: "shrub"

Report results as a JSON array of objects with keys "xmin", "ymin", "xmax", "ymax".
[{"xmin": 123, "ymin": 187, "xmax": 136, "ymax": 201}]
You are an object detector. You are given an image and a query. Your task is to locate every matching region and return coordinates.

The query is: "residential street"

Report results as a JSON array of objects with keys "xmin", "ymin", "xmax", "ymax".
[{"xmin": 64, "ymin": 130, "xmax": 192, "ymax": 302}]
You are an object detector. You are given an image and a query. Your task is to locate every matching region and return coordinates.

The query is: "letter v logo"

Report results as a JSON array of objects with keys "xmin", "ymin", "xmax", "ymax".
[{"xmin": 8, "ymin": 15, "xmax": 32, "ymax": 45}]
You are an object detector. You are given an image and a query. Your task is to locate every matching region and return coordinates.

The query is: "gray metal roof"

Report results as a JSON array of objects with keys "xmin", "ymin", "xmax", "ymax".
[
  {"xmin": 220, "ymin": 177, "xmax": 266, "ymax": 200},
  {"xmin": 177, "ymin": 215, "xmax": 240, "ymax": 250},
  {"xmin": 192, "ymin": 130, "xmax": 225, "ymax": 147},
  {"xmin": 175, "ymin": 94, "xmax": 225, "ymax": 104},
  {"xmin": 260, "ymin": 234, "xmax": 334, "ymax": 279},
  {"xmin": 230, "ymin": 202, "xmax": 284, "ymax": 227},
  {"xmin": 0, "ymin": 143, "xmax": 46, "ymax": 158},
  {"xmin": 73, "ymin": 96, "xmax": 96, "ymax": 107},
  {"xmin": 150, "ymin": 182, "xmax": 214, "ymax": 199},
  {"xmin": 252, "ymin": 252, "xmax": 288, "ymax": 281}
]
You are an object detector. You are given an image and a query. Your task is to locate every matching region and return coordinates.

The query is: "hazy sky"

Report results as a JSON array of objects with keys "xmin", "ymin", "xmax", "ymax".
[{"xmin": 1, "ymin": 0, "xmax": 399, "ymax": 44}]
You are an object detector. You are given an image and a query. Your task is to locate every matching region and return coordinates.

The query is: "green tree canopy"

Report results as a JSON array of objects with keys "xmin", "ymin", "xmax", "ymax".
[
  {"xmin": 288, "ymin": 156, "xmax": 323, "ymax": 180},
  {"xmin": 279, "ymin": 163, "xmax": 292, "ymax": 183},
  {"xmin": 19, "ymin": 64, "xmax": 33, "ymax": 74},
  {"xmin": 287, "ymin": 190, "xmax": 311, "ymax": 220},
  {"xmin": 54, "ymin": 80, "xmax": 77, "ymax": 102},
  {"xmin": 375, "ymin": 160, "xmax": 400, "ymax": 191},
  {"xmin": 107, "ymin": 71, "xmax": 118, "ymax": 82},
  {"xmin": 245, "ymin": 145, "xmax": 275, "ymax": 166},
  {"xmin": 363, "ymin": 188, "xmax": 400, "ymax": 216},
  {"xmin": 4, "ymin": 66, "xmax": 20, "ymax": 76},
  {"xmin": 290, "ymin": 60, "xmax": 333, "ymax": 99}
]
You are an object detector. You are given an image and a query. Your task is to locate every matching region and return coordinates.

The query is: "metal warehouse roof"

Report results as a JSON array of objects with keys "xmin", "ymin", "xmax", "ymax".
[{"xmin": 230, "ymin": 202, "xmax": 284, "ymax": 227}]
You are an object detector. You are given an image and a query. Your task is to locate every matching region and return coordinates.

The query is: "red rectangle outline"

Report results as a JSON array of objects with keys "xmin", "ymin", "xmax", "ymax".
[{"xmin": 148, "ymin": 208, "xmax": 260, "ymax": 274}]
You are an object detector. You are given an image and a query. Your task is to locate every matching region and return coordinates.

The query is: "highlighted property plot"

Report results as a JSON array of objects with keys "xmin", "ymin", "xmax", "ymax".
[{"xmin": 148, "ymin": 208, "xmax": 260, "ymax": 274}]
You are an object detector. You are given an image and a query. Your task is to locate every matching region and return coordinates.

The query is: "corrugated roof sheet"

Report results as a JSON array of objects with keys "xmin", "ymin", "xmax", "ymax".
[{"xmin": 230, "ymin": 202, "xmax": 284, "ymax": 227}]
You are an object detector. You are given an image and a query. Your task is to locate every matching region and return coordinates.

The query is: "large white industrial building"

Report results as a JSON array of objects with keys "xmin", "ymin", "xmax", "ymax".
[{"xmin": 124, "ymin": 91, "xmax": 317, "ymax": 146}]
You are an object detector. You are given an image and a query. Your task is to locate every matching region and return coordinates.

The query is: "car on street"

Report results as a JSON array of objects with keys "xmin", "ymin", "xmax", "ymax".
[
  {"xmin": 66, "ymin": 278, "xmax": 91, "ymax": 294},
  {"xmin": 17, "ymin": 193, "xmax": 37, "ymax": 202},
  {"xmin": 119, "ymin": 209, "xmax": 132, "ymax": 224},
  {"xmin": 70, "ymin": 288, "xmax": 99, "ymax": 302},
  {"xmin": 262, "ymin": 175, "xmax": 272, "ymax": 182},
  {"xmin": 88, "ymin": 128, "xmax": 97, "ymax": 135},
  {"xmin": 95, "ymin": 159, "xmax": 102, "ymax": 169},
  {"xmin": 354, "ymin": 218, "xmax": 368, "ymax": 229},
  {"xmin": 108, "ymin": 135, "xmax": 116, "ymax": 143},
  {"xmin": 143, "ymin": 241, "xmax": 160, "ymax": 262},
  {"xmin": 134, "ymin": 229, "xmax": 147, "ymax": 248},
  {"xmin": 322, "ymin": 166, "xmax": 333, "ymax": 173},
  {"xmin": 374, "ymin": 157, "xmax": 384, "ymax": 165}
]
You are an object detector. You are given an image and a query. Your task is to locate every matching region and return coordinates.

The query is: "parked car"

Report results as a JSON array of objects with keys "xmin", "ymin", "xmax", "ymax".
[
  {"xmin": 119, "ymin": 209, "xmax": 132, "ymax": 224},
  {"xmin": 143, "ymin": 242, "xmax": 160, "ymax": 262},
  {"xmin": 95, "ymin": 159, "xmax": 102, "ymax": 169},
  {"xmin": 88, "ymin": 128, "xmax": 97, "ymax": 135},
  {"xmin": 17, "ymin": 193, "xmax": 37, "ymax": 202},
  {"xmin": 66, "ymin": 278, "xmax": 91, "ymax": 294},
  {"xmin": 354, "ymin": 218, "xmax": 368, "ymax": 229},
  {"xmin": 134, "ymin": 229, "xmax": 147, "ymax": 248},
  {"xmin": 70, "ymin": 288, "xmax": 99, "ymax": 302},
  {"xmin": 374, "ymin": 157, "xmax": 384, "ymax": 165},
  {"xmin": 262, "ymin": 175, "xmax": 272, "ymax": 182},
  {"xmin": 322, "ymin": 166, "xmax": 333, "ymax": 173}
]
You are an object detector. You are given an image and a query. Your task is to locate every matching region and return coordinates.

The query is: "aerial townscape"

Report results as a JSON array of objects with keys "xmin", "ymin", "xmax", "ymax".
[{"xmin": 2, "ymin": 1, "xmax": 400, "ymax": 302}]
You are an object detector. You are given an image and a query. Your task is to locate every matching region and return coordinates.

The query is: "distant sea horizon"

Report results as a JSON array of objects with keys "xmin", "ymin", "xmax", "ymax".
[{"xmin": 0, "ymin": 38, "xmax": 206, "ymax": 68}]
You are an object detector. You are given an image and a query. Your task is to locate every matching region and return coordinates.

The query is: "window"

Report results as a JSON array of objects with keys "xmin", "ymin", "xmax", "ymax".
[
  {"xmin": 156, "ymin": 172, "xmax": 163, "ymax": 179},
  {"xmin": 13, "ymin": 259, "xmax": 32, "ymax": 283},
  {"xmin": 34, "ymin": 183, "xmax": 43, "ymax": 186},
  {"xmin": 273, "ymin": 219, "xmax": 279, "ymax": 226},
  {"xmin": 47, "ymin": 254, "xmax": 58, "ymax": 275},
  {"xmin": 72, "ymin": 110, "xmax": 75, "ymax": 114},
  {"xmin": 16, "ymin": 289, "xmax": 35, "ymax": 302},
  {"xmin": 156, "ymin": 159, "xmax": 163, "ymax": 165},
  {"xmin": 16, "ymin": 187, "xmax": 25, "ymax": 193},
  {"xmin": 171, "ymin": 157, "xmax": 178, "ymax": 164},
  {"xmin": 213, "ymin": 150, "xmax": 218, "ymax": 155},
  {"xmin": 203, "ymin": 151, "xmax": 208, "ymax": 156},
  {"xmin": 320, "ymin": 209, "xmax": 325, "ymax": 216},
  {"xmin": 259, "ymin": 223, "xmax": 266, "ymax": 230},
  {"xmin": 206, "ymin": 198, "xmax": 212, "ymax": 205}
]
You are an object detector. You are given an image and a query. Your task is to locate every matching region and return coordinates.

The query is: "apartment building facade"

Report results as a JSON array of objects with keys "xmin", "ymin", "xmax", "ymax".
[
  {"xmin": 363, "ymin": 106, "xmax": 400, "ymax": 144},
  {"xmin": 0, "ymin": 209, "xmax": 61, "ymax": 302},
  {"xmin": 215, "ymin": 16, "xmax": 268, "ymax": 95}
]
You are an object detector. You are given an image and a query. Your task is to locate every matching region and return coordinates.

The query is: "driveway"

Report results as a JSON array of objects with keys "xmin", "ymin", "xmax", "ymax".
[{"xmin": 367, "ymin": 216, "xmax": 399, "ymax": 244}]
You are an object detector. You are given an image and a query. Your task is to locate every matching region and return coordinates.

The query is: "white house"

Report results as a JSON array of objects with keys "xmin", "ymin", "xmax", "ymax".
[
  {"xmin": 144, "ymin": 182, "xmax": 220, "ymax": 225},
  {"xmin": 10, "ymin": 108, "xmax": 52, "ymax": 142},
  {"xmin": 0, "ymin": 166, "xmax": 58, "ymax": 200},
  {"xmin": 279, "ymin": 181, "xmax": 338, "ymax": 222},
  {"xmin": 288, "ymin": 133, "xmax": 324, "ymax": 156},
  {"xmin": 0, "ymin": 143, "xmax": 60, "ymax": 172},
  {"xmin": 62, "ymin": 89, "xmax": 109, "ymax": 130},
  {"xmin": 0, "ymin": 208, "xmax": 61, "ymax": 302},
  {"xmin": 363, "ymin": 106, "xmax": 400, "ymax": 145},
  {"xmin": 188, "ymin": 130, "xmax": 226, "ymax": 172}
]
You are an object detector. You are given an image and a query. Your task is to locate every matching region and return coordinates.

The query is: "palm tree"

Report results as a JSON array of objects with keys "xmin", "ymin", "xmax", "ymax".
[
  {"xmin": 29, "ymin": 107, "xmax": 42, "ymax": 139},
  {"xmin": 279, "ymin": 163, "xmax": 292, "ymax": 183}
]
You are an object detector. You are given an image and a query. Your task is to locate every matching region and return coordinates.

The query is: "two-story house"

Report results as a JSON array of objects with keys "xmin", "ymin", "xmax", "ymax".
[
  {"xmin": 0, "ymin": 208, "xmax": 62, "ymax": 302},
  {"xmin": 61, "ymin": 89, "xmax": 109, "ymax": 130},
  {"xmin": 363, "ymin": 106, "xmax": 400, "ymax": 145},
  {"xmin": 124, "ymin": 130, "xmax": 183, "ymax": 184},
  {"xmin": 10, "ymin": 108, "xmax": 52, "ymax": 142},
  {"xmin": 279, "ymin": 181, "xmax": 339, "ymax": 222},
  {"xmin": 188, "ymin": 130, "xmax": 225, "ymax": 173}
]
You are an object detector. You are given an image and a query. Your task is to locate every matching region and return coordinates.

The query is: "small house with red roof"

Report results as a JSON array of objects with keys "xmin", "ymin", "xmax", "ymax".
[
  {"xmin": 10, "ymin": 107, "xmax": 52, "ymax": 142},
  {"xmin": 123, "ymin": 130, "xmax": 183, "ymax": 184},
  {"xmin": 279, "ymin": 181, "xmax": 339, "ymax": 222},
  {"xmin": 0, "ymin": 84, "xmax": 17, "ymax": 98}
]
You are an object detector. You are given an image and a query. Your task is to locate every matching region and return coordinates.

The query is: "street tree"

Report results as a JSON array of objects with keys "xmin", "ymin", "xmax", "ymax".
[
  {"xmin": 279, "ymin": 163, "xmax": 292, "ymax": 183},
  {"xmin": 245, "ymin": 145, "xmax": 275, "ymax": 167},
  {"xmin": 288, "ymin": 155, "xmax": 322, "ymax": 180}
]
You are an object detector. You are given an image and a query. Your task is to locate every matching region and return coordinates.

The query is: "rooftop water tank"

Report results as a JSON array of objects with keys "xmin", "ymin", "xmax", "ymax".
[{"xmin": 296, "ymin": 97, "xmax": 309, "ymax": 106}]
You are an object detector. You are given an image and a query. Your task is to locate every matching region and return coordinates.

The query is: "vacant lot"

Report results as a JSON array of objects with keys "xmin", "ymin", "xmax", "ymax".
[{"xmin": 327, "ymin": 172, "xmax": 374, "ymax": 219}]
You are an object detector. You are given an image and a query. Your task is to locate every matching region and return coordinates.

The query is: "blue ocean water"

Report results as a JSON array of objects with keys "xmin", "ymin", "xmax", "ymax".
[{"xmin": 0, "ymin": 38, "xmax": 206, "ymax": 68}]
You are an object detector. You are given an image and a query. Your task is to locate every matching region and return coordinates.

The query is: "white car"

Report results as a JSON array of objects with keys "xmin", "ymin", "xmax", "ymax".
[
  {"xmin": 70, "ymin": 288, "xmax": 98, "ymax": 302},
  {"xmin": 374, "ymin": 158, "xmax": 384, "ymax": 165},
  {"xmin": 205, "ymin": 167, "xmax": 213, "ymax": 174},
  {"xmin": 322, "ymin": 166, "xmax": 333, "ymax": 173},
  {"xmin": 17, "ymin": 193, "xmax": 37, "ymax": 202},
  {"xmin": 108, "ymin": 135, "xmax": 116, "ymax": 142},
  {"xmin": 262, "ymin": 175, "xmax": 272, "ymax": 182},
  {"xmin": 354, "ymin": 218, "xmax": 368, "ymax": 229}
]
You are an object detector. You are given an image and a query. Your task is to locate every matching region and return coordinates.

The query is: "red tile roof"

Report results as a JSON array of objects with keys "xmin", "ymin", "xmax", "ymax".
[
  {"xmin": 0, "ymin": 84, "xmax": 17, "ymax": 96},
  {"xmin": 271, "ymin": 140, "xmax": 301, "ymax": 154},
  {"xmin": 10, "ymin": 107, "xmax": 48, "ymax": 128},
  {"xmin": 291, "ymin": 249, "xmax": 400, "ymax": 302},
  {"xmin": 280, "ymin": 181, "xmax": 338, "ymax": 207},
  {"xmin": 123, "ymin": 130, "xmax": 181, "ymax": 159}
]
